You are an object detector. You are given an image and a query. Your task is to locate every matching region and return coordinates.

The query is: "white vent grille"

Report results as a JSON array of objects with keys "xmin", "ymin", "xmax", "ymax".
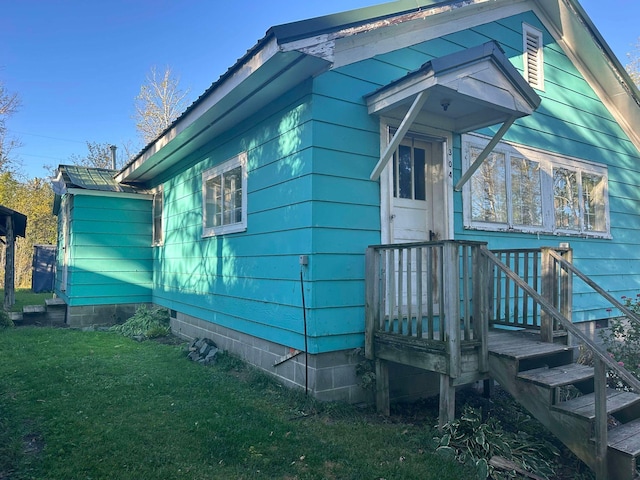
[{"xmin": 523, "ymin": 24, "xmax": 544, "ymax": 90}]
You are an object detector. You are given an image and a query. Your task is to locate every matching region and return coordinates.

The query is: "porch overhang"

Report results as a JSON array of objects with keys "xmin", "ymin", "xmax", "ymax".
[{"xmin": 366, "ymin": 41, "xmax": 541, "ymax": 182}]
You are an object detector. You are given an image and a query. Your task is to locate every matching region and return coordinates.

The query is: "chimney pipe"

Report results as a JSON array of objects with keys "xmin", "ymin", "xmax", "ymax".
[{"xmin": 110, "ymin": 145, "xmax": 117, "ymax": 169}]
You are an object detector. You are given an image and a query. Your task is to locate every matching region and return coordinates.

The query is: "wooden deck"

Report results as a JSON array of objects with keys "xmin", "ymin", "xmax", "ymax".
[{"xmin": 365, "ymin": 241, "xmax": 640, "ymax": 479}]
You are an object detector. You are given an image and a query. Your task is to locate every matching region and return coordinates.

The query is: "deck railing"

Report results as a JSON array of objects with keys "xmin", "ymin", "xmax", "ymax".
[
  {"xmin": 365, "ymin": 240, "xmax": 640, "ymax": 478},
  {"xmin": 365, "ymin": 241, "xmax": 573, "ymax": 376},
  {"xmin": 490, "ymin": 246, "xmax": 572, "ymax": 340},
  {"xmin": 365, "ymin": 240, "xmax": 490, "ymax": 377}
]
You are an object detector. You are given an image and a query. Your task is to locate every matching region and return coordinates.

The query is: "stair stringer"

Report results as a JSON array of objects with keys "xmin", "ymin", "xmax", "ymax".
[{"xmin": 488, "ymin": 353, "xmax": 597, "ymax": 471}]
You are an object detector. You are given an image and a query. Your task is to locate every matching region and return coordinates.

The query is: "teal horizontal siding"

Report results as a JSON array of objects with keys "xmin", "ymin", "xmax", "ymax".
[
  {"xmin": 447, "ymin": 11, "xmax": 640, "ymax": 324},
  {"xmin": 146, "ymin": 7, "xmax": 640, "ymax": 357},
  {"xmin": 64, "ymin": 194, "xmax": 153, "ymax": 306}
]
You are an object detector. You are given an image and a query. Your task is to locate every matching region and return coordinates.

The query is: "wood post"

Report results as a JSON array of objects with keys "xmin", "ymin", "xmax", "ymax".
[
  {"xmin": 3, "ymin": 215, "xmax": 15, "ymax": 310},
  {"xmin": 560, "ymin": 246, "xmax": 573, "ymax": 345},
  {"xmin": 593, "ymin": 357, "xmax": 608, "ymax": 480},
  {"xmin": 442, "ymin": 242, "xmax": 460, "ymax": 378},
  {"xmin": 439, "ymin": 374, "xmax": 455, "ymax": 430},
  {"xmin": 375, "ymin": 359, "xmax": 390, "ymax": 416},
  {"xmin": 364, "ymin": 247, "xmax": 379, "ymax": 360},
  {"xmin": 473, "ymin": 245, "xmax": 489, "ymax": 373},
  {"xmin": 540, "ymin": 247, "xmax": 555, "ymax": 343}
]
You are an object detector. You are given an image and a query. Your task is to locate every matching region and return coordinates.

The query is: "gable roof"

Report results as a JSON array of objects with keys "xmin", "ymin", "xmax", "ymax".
[{"xmin": 115, "ymin": 0, "xmax": 640, "ymax": 184}]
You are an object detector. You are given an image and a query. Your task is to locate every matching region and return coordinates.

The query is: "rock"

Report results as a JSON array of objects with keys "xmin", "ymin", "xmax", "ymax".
[
  {"xmin": 186, "ymin": 337, "xmax": 220, "ymax": 365},
  {"xmin": 199, "ymin": 343, "xmax": 211, "ymax": 356},
  {"xmin": 204, "ymin": 347, "xmax": 219, "ymax": 364}
]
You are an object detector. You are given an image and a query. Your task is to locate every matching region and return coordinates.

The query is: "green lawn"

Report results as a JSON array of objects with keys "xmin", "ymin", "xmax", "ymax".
[
  {"xmin": 0, "ymin": 327, "xmax": 473, "ymax": 480},
  {"xmin": 1, "ymin": 288, "xmax": 53, "ymax": 312}
]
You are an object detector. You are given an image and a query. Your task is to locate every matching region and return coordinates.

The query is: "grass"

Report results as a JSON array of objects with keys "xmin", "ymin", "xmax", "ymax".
[
  {"xmin": 0, "ymin": 327, "xmax": 473, "ymax": 480},
  {"xmin": 0, "ymin": 288, "xmax": 53, "ymax": 312}
]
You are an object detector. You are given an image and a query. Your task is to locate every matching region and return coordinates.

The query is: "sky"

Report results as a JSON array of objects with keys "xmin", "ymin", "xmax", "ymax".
[{"xmin": 2, "ymin": 0, "xmax": 639, "ymax": 180}]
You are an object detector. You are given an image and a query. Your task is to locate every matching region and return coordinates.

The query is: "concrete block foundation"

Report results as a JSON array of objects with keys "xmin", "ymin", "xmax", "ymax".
[{"xmin": 170, "ymin": 311, "xmax": 374, "ymax": 404}]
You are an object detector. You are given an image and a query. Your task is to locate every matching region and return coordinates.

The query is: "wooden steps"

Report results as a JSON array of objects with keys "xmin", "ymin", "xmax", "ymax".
[
  {"xmin": 553, "ymin": 389, "xmax": 640, "ymax": 422},
  {"xmin": 518, "ymin": 364, "xmax": 594, "ymax": 389},
  {"xmin": 488, "ymin": 330, "xmax": 640, "ymax": 480}
]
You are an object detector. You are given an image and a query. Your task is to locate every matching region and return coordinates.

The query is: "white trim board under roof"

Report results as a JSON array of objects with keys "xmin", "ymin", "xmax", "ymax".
[
  {"xmin": 116, "ymin": 0, "xmax": 640, "ymax": 184},
  {"xmin": 366, "ymin": 41, "xmax": 541, "ymax": 181}
]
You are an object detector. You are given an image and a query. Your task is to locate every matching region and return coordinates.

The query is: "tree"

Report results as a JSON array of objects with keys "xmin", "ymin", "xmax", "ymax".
[
  {"xmin": 0, "ymin": 172, "xmax": 57, "ymax": 289},
  {"xmin": 133, "ymin": 66, "xmax": 190, "ymax": 145},
  {"xmin": 0, "ymin": 78, "xmax": 22, "ymax": 173},
  {"xmin": 69, "ymin": 141, "xmax": 121, "ymax": 169},
  {"xmin": 627, "ymin": 37, "xmax": 640, "ymax": 87}
]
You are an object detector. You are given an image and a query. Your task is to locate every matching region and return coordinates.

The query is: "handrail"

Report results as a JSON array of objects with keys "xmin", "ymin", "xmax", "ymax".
[
  {"xmin": 481, "ymin": 246, "xmax": 640, "ymax": 392},
  {"xmin": 547, "ymin": 249, "xmax": 640, "ymax": 327}
]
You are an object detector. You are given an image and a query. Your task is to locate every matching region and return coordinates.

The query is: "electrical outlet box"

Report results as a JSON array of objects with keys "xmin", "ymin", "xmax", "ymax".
[{"xmin": 299, "ymin": 255, "xmax": 309, "ymax": 266}]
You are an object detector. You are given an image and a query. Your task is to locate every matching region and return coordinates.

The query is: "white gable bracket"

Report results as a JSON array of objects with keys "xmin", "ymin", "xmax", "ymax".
[
  {"xmin": 454, "ymin": 116, "xmax": 516, "ymax": 192},
  {"xmin": 370, "ymin": 90, "xmax": 430, "ymax": 181}
]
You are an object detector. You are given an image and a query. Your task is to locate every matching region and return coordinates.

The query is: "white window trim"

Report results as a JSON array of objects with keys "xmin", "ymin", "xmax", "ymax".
[
  {"xmin": 202, "ymin": 152, "xmax": 248, "ymax": 237},
  {"xmin": 523, "ymin": 23, "xmax": 544, "ymax": 91},
  {"xmin": 462, "ymin": 133, "xmax": 610, "ymax": 238},
  {"xmin": 152, "ymin": 186, "xmax": 163, "ymax": 246}
]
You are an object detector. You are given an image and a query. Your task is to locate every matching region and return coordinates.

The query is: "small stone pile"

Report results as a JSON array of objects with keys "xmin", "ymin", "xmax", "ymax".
[{"xmin": 187, "ymin": 337, "xmax": 219, "ymax": 365}]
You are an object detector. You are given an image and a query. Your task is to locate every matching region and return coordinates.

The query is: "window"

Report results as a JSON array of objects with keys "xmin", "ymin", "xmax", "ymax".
[
  {"xmin": 202, "ymin": 152, "xmax": 247, "ymax": 236},
  {"xmin": 393, "ymin": 140, "xmax": 426, "ymax": 201},
  {"xmin": 523, "ymin": 23, "xmax": 544, "ymax": 90},
  {"xmin": 463, "ymin": 135, "xmax": 609, "ymax": 237},
  {"xmin": 152, "ymin": 187, "xmax": 163, "ymax": 245}
]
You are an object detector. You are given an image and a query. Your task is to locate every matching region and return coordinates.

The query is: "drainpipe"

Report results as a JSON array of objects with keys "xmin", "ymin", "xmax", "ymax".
[{"xmin": 109, "ymin": 145, "xmax": 117, "ymax": 169}]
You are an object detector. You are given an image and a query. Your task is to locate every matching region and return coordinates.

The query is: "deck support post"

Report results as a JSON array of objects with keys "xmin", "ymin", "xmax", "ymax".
[
  {"xmin": 375, "ymin": 359, "xmax": 390, "ymax": 416},
  {"xmin": 365, "ymin": 247, "xmax": 380, "ymax": 360},
  {"xmin": 473, "ymin": 244, "xmax": 489, "ymax": 373},
  {"xmin": 443, "ymin": 242, "xmax": 461, "ymax": 377},
  {"xmin": 559, "ymin": 246, "xmax": 573, "ymax": 346},
  {"xmin": 438, "ymin": 374, "xmax": 455, "ymax": 430},
  {"xmin": 540, "ymin": 247, "xmax": 556, "ymax": 343},
  {"xmin": 594, "ymin": 357, "xmax": 608, "ymax": 480}
]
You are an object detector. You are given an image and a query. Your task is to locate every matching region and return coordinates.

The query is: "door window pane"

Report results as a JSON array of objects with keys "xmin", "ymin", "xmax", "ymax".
[
  {"xmin": 414, "ymin": 147, "xmax": 426, "ymax": 201},
  {"xmin": 397, "ymin": 145, "xmax": 412, "ymax": 199}
]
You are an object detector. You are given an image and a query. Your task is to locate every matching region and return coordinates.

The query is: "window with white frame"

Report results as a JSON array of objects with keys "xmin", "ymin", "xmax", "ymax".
[
  {"xmin": 523, "ymin": 23, "xmax": 544, "ymax": 90},
  {"xmin": 463, "ymin": 135, "xmax": 609, "ymax": 237},
  {"xmin": 152, "ymin": 187, "xmax": 163, "ymax": 245},
  {"xmin": 202, "ymin": 152, "xmax": 247, "ymax": 236}
]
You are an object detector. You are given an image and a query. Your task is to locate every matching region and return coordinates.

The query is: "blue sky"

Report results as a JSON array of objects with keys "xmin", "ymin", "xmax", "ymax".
[{"xmin": 2, "ymin": 0, "xmax": 638, "ymax": 180}]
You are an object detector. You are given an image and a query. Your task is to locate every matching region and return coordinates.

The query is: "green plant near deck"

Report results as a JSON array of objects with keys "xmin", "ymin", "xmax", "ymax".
[
  {"xmin": 110, "ymin": 304, "xmax": 170, "ymax": 339},
  {"xmin": 600, "ymin": 294, "xmax": 640, "ymax": 382},
  {"xmin": 434, "ymin": 406, "xmax": 559, "ymax": 480}
]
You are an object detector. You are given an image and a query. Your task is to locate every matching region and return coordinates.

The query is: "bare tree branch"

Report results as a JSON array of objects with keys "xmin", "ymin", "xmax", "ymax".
[
  {"xmin": 0, "ymin": 78, "xmax": 22, "ymax": 173},
  {"xmin": 627, "ymin": 37, "xmax": 640, "ymax": 87},
  {"xmin": 133, "ymin": 66, "xmax": 190, "ymax": 145}
]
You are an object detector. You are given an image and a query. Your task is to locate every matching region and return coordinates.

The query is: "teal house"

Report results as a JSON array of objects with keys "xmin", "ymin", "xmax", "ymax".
[{"xmin": 53, "ymin": 0, "xmax": 640, "ymax": 408}]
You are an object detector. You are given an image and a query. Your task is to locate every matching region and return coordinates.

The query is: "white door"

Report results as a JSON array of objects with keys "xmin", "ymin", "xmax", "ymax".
[
  {"xmin": 391, "ymin": 136, "xmax": 447, "ymax": 243},
  {"xmin": 388, "ymin": 135, "xmax": 449, "ymax": 319}
]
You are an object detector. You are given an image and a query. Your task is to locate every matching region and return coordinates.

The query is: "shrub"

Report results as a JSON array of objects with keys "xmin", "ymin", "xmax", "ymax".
[
  {"xmin": 0, "ymin": 309, "xmax": 13, "ymax": 329},
  {"xmin": 434, "ymin": 406, "xmax": 558, "ymax": 479},
  {"xmin": 110, "ymin": 305, "xmax": 170, "ymax": 339},
  {"xmin": 600, "ymin": 295, "xmax": 640, "ymax": 381}
]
